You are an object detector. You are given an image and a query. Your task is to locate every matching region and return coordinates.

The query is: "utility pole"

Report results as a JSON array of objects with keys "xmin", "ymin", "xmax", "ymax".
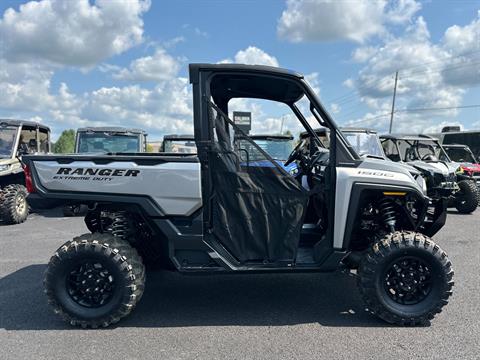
[
  {"xmin": 280, "ymin": 115, "xmax": 285, "ymax": 134},
  {"xmin": 389, "ymin": 71, "xmax": 399, "ymax": 134}
]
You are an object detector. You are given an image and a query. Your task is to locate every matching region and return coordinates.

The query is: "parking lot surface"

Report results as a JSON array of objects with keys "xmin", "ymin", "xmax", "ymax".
[{"xmin": 0, "ymin": 208, "xmax": 479, "ymax": 360}]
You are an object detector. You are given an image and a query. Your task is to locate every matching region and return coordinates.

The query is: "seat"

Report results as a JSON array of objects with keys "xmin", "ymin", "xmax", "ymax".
[
  {"xmin": 93, "ymin": 142, "xmax": 105, "ymax": 152},
  {"xmin": 126, "ymin": 142, "xmax": 137, "ymax": 152}
]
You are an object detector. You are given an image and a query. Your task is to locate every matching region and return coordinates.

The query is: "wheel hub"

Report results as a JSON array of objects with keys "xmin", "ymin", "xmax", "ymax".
[
  {"xmin": 384, "ymin": 257, "xmax": 432, "ymax": 305},
  {"xmin": 67, "ymin": 262, "xmax": 115, "ymax": 308},
  {"xmin": 16, "ymin": 193, "xmax": 26, "ymax": 214}
]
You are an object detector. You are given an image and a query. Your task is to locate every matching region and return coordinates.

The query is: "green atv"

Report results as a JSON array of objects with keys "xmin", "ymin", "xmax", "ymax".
[{"xmin": 0, "ymin": 120, "xmax": 51, "ymax": 224}]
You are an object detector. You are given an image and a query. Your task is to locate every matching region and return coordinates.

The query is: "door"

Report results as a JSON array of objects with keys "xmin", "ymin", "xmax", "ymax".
[{"xmin": 206, "ymin": 101, "xmax": 308, "ymax": 264}]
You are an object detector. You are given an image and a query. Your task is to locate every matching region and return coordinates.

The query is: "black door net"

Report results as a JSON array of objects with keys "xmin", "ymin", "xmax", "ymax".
[{"xmin": 207, "ymin": 101, "xmax": 308, "ymax": 264}]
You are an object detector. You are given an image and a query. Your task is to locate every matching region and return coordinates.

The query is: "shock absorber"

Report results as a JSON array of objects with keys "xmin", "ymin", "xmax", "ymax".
[
  {"xmin": 109, "ymin": 210, "xmax": 135, "ymax": 241},
  {"xmin": 378, "ymin": 197, "xmax": 397, "ymax": 232}
]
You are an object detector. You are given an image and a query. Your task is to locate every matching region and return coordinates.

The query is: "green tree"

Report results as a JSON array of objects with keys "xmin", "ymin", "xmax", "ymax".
[
  {"xmin": 54, "ymin": 129, "xmax": 76, "ymax": 153},
  {"xmin": 146, "ymin": 143, "xmax": 154, "ymax": 153}
]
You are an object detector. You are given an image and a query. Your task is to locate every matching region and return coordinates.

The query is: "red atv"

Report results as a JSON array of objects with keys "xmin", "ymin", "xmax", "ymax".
[{"xmin": 443, "ymin": 144, "xmax": 480, "ymax": 186}]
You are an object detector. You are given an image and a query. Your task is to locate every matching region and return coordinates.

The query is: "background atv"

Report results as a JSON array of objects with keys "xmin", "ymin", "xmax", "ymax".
[
  {"xmin": 62, "ymin": 127, "xmax": 148, "ymax": 217},
  {"xmin": 161, "ymin": 134, "xmax": 197, "ymax": 153},
  {"xmin": 75, "ymin": 127, "xmax": 148, "ymax": 154},
  {"xmin": 442, "ymin": 144, "xmax": 480, "ymax": 186},
  {"xmin": 0, "ymin": 119, "xmax": 50, "ymax": 224},
  {"xmin": 381, "ymin": 134, "xmax": 479, "ymax": 214}
]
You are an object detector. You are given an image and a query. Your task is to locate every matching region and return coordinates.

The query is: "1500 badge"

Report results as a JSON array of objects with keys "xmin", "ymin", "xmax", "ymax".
[{"xmin": 53, "ymin": 167, "xmax": 140, "ymax": 182}]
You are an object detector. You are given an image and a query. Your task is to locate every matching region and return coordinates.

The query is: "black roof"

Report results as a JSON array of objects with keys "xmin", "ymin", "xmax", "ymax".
[
  {"xmin": 77, "ymin": 127, "xmax": 146, "ymax": 134},
  {"xmin": 190, "ymin": 63, "xmax": 306, "ymax": 104},
  {"xmin": 189, "ymin": 63, "xmax": 303, "ymax": 83},
  {"xmin": 163, "ymin": 134, "xmax": 195, "ymax": 141},
  {"xmin": 0, "ymin": 119, "xmax": 50, "ymax": 131},
  {"xmin": 380, "ymin": 134, "xmax": 437, "ymax": 141}
]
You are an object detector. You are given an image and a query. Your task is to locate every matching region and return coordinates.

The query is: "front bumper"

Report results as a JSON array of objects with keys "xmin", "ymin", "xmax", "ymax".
[
  {"xmin": 430, "ymin": 182, "xmax": 458, "ymax": 198},
  {"xmin": 422, "ymin": 198, "xmax": 447, "ymax": 237}
]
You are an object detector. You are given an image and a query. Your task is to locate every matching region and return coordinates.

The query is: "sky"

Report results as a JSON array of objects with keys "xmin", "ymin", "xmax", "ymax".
[{"xmin": 0, "ymin": 0, "xmax": 479, "ymax": 141}]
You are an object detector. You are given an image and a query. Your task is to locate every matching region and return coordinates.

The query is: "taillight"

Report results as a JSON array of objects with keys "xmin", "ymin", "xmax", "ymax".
[{"xmin": 22, "ymin": 163, "xmax": 36, "ymax": 193}]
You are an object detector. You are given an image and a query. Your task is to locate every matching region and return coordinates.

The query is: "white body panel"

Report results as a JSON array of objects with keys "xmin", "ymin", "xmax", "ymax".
[
  {"xmin": 334, "ymin": 162, "xmax": 420, "ymax": 249},
  {"xmin": 33, "ymin": 160, "xmax": 202, "ymax": 216}
]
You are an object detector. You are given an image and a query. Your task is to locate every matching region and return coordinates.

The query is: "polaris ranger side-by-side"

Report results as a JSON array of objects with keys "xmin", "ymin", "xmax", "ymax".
[
  {"xmin": 24, "ymin": 64, "xmax": 453, "ymax": 328},
  {"xmin": 381, "ymin": 134, "xmax": 479, "ymax": 214},
  {"xmin": 0, "ymin": 120, "xmax": 50, "ymax": 224}
]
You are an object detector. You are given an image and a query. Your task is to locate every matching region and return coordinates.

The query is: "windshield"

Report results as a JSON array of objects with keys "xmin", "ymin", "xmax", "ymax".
[
  {"xmin": 236, "ymin": 137, "xmax": 294, "ymax": 161},
  {"xmin": 343, "ymin": 132, "xmax": 384, "ymax": 158},
  {"xmin": 444, "ymin": 147, "xmax": 477, "ymax": 163},
  {"xmin": 163, "ymin": 140, "xmax": 197, "ymax": 153},
  {"xmin": 398, "ymin": 139, "xmax": 450, "ymax": 162},
  {"xmin": 0, "ymin": 126, "xmax": 18, "ymax": 158},
  {"xmin": 77, "ymin": 133, "xmax": 140, "ymax": 153}
]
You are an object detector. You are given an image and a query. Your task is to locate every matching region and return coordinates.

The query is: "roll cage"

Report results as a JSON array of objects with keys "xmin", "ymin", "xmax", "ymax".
[
  {"xmin": 0, "ymin": 119, "xmax": 51, "ymax": 158},
  {"xmin": 380, "ymin": 134, "xmax": 451, "ymax": 163},
  {"xmin": 75, "ymin": 127, "xmax": 147, "ymax": 153},
  {"xmin": 443, "ymin": 144, "xmax": 478, "ymax": 164}
]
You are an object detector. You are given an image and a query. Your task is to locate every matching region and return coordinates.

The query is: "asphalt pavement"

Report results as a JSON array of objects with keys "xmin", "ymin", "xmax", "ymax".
[{"xmin": 0, "ymin": 208, "xmax": 479, "ymax": 360}]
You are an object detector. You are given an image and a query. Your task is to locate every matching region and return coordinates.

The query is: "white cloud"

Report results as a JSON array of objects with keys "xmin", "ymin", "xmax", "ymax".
[
  {"xmin": 113, "ymin": 48, "xmax": 181, "ymax": 82},
  {"xmin": 443, "ymin": 11, "xmax": 480, "ymax": 55},
  {"xmin": 331, "ymin": 103, "xmax": 341, "ymax": 114},
  {"xmin": 81, "ymin": 78, "xmax": 193, "ymax": 136},
  {"xmin": 0, "ymin": 0, "xmax": 151, "ymax": 67},
  {"xmin": 441, "ymin": 12, "xmax": 480, "ymax": 87},
  {"xmin": 352, "ymin": 46, "xmax": 379, "ymax": 62},
  {"xmin": 385, "ymin": 0, "xmax": 422, "ymax": 24},
  {"xmin": 0, "ymin": 60, "xmax": 55, "ymax": 112},
  {"xmin": 278, "ymin": 0, "xmax": 421, "ymax": 43},
  {"xmin": 220, "ymin": 46, "xmax": 279, "ymax": 67},
  {"xmin": 341, "ymin": 15, "xmax": 480, "ymax": 132}
]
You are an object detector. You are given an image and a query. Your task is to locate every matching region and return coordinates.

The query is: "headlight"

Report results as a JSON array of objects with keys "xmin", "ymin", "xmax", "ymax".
[
  {"xmin": 0, "ymin": 164, "xmax": 10, "ymax": 172},
  {"xmin": 415, "ymin": 174, "xmax": 428, "ymax": 194}
]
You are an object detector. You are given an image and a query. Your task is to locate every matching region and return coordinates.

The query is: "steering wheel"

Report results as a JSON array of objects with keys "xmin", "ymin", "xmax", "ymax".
[
  {"xmin": 285, "ymin": 139, "xmax": 307, "ymax": 166},
  {"xmin": 421, "ymin": 153, "xmax": 437, "ymax": 161}
]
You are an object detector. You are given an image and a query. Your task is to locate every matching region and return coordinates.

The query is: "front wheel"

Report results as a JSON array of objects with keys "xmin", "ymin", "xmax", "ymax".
[
  {"xmin": 454, "ymin": 180, "xmax": 479, "ymax": 214},
  {"xmin": 358, "ymin": 231, "xmax": 454, "ymax": 326}
]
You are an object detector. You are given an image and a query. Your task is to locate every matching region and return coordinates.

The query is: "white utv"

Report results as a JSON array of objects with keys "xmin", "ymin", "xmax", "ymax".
[
  {"xmin": 0, "ymin": 120, "xmax": 50, "ymax": 224},
  {"xmin": 381, "ymin": 134, "xmax": 479, "ymax": 214},
  {"xmin": 24, "ymin": 64, "xmax": 453, "ymax": 328}
]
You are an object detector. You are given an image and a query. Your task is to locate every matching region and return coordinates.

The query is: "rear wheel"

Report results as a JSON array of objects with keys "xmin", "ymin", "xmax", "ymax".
[
  {"xmin": 358, "ymin": 231, "xmax": 454, "ymax": 326},
  {"xmin": 455, "ymin": 180, "xmax": 479, "ymax": 214},
  {"xmin": 0, "ymin": 184, "xmax": 29, "ymax": 224},
  {"xmin": 44, "ymin": 233, "xmax": 145, "ymax": 328}
]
